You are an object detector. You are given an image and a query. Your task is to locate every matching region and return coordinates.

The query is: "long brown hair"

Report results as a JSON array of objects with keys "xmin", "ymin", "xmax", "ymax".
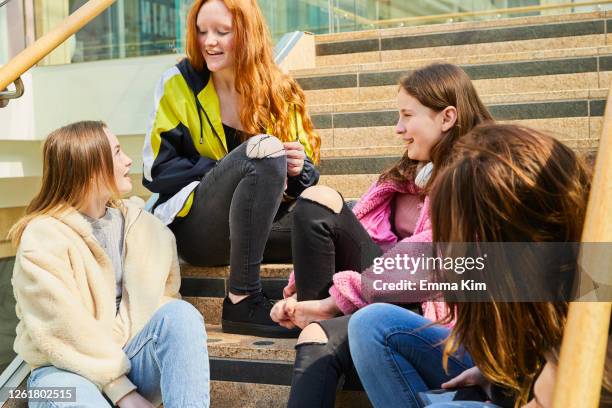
[
  {"xmin": 380, "ymin": 63, "xmax": 492, "ymax": 189},
  {"xmin": 429, "ymin": 124, "xmax": 591, "ymax": 406},
  {"xmin": 185, "ymin": 0, "xmax": 320, "ymax": 163},
  {"xmin": 9, "ymin": 121, "xmax": 119, "ymax": 245}
]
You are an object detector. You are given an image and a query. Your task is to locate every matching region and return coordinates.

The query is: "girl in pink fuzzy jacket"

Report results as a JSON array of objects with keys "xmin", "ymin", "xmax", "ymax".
[{"xmin": 271, "ymin": 63, "xmax": 494, "ymax": 408}]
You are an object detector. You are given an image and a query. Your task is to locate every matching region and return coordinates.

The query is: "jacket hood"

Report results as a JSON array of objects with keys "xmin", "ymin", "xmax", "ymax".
[{"xmin": 177, "ymin": 58, "xmax": 210, "ymax": 95}]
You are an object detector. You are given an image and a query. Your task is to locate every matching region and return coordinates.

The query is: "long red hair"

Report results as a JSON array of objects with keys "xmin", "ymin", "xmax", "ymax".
[{"xmin": 185, "ymin": 0, "xmax": 320, "ymax": 163}]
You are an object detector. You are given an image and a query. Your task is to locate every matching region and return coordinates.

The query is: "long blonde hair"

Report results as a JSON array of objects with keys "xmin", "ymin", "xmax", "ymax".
[
  {"xmin": 185, "ymin": 0, "xmax": 321, "ymax": 163},
  {"xmin": 9, "ymin": 121, "xmax": 119, "ymax": 245}
]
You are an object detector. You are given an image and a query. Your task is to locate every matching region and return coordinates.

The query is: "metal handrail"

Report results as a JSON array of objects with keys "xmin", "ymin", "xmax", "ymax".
[
  {"xmin": 552, "ymin": 86, "xmax": 612, "ymax": 406},
  {"xmin": 0, "ymin": 0, "xmax": 116, "ymax": 91},
  {"xmin": 0, "ymin": 77, "xmax": 23, "ymax": 108}
]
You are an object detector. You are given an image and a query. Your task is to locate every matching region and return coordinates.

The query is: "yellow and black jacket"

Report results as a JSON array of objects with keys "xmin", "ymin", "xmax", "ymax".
[{"xmin": 143, "ymin": 59, "xmax": 319, "ymax": 225}]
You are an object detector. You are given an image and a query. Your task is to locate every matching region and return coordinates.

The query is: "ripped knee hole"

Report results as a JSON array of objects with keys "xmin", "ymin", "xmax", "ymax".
[
  {"xmin": 300, "ymin": 185, "xmax": 343, "ymax": 214},
  {"xmin": 296, "ymin": 323, "xmax": 329, "ymax": 346},
  {"xmin": 246, "ymin": 134, "xmax": 286, "ymax": 159}
]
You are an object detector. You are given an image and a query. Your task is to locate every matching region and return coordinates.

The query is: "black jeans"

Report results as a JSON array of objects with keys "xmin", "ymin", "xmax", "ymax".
[
  {"xmin": 169, "ymin": 139, "xmax": 292, "ymax": 295},
  {"xmin": 288, "ymin": 316, "xmax": 359, "ymax": 408},
  {"xmin": 291, "ymin": 197, "xmax": 383, "ymax": 301},
  {"xmin": 288, "ymin": 197, "xmax": 383, "ymax": 407}
]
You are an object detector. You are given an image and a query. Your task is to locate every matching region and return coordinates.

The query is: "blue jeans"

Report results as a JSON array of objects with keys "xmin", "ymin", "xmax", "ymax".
[
  {"xmin": 348, "ymin": 303, "xmax": 474, "ymax": 408},
  {"xmin": 27, "ymin": 300, "xmax": 210, "ymax": 407}
]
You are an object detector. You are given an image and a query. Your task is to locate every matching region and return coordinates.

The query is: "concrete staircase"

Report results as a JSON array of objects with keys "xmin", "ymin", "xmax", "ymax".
[
  {"xmin": 2, "ymin": 10, "xmax": 610, "ymax": 408},
  {"xmin": 168, "ymin": 11, "xmax": 608, "ymax": 408},
  {"xmin": 192, "ymin": 11, "xmax": 608, "ymax": 407}
]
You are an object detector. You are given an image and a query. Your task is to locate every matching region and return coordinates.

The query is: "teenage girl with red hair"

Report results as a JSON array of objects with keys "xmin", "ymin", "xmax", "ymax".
[{"xmin": 143, "ymin": 0, "xmax": 321, "ymax": 338}]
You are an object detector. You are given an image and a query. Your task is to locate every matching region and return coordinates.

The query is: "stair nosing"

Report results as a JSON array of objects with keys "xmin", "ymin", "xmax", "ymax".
[{"xmin": 315, "ymin": 16, "xmax": 606, "ymax": 56}]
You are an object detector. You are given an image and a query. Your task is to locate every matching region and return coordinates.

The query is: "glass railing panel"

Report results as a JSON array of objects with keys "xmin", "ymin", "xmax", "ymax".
[
  {"xmin": 34, "ymin": 0, "xmax": 331, "ymax": 66},
  {"xmin": 335, "ymin": 0, "xmax": 612, "ymax": 31},
  {"xmin": 260, "ymin": 0, "xmax": 331, "ymax": 40},
  {"xmin": 27, "ymin": 1, "xmax": 612, "ymax": 63},
  {"xmin": 35, "ymin": 0, "xmax": 192, "ymax": 66}
]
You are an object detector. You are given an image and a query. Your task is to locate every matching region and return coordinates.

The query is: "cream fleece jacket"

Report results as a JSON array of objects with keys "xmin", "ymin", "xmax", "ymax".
[{"xmin": 11, "ymin": 198, "xmax": 181, "ymax": 404}]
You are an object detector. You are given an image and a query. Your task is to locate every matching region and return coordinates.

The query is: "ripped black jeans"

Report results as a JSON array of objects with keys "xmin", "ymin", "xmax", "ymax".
[
  {"xmin": 291, "ymin": 197, "xmax": 382, "ymax": 301},
  {"xmin": 288, "ymin": 196, "xmax": 383, "ymax": 407},
  {"xmin": 170, "ymin": 135, "xmax": 293, "ymax": 295},
  {"xmin": 288, "ymin": 315, "xmax": 359, "ymax": 408}
]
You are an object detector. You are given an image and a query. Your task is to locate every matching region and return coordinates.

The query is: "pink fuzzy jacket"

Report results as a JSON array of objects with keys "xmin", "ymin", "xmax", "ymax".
[{"xmin": 287, "ymin": 179, "xmax": 450, "ymax": 323}]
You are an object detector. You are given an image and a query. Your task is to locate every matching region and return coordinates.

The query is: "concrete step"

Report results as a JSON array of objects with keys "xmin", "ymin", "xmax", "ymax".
[
  {"xmin": 210, "ymin": 382, "xmax": 370, "ymax": 408},
  {"xmin": 321, "ymin": 174, "xmax": 379, "ymax": 198},
  {"xmin": 323, "ymin": 119, "xmax": 601, "ymax": 153},
  {"xmin": 314, "ymin": 11, "xmax": 606, "ymax": 44},
  {"xmin": 313, "ymin": 12, "xmax": 609, "ymax": 67},
  {"xmin": 313, "ymin": 100, "xmax": 605, "ymax": 150},
  {"xmin": 296, "ymin": 44, "xmax": 611, "ymax": 78},
  {"xmin": 182, "ymin": 263, "xmax": 292, "ymax": 279},
  {"xmin": 321, "ymin": 145, "xmax": 402, "ymax": 158},
  {"xmin": 300, "ymin": 55, "xmax": 611, "ymax": 105},
  {"xmin": 310, "ymin": 88, "xmax": 609, "ymax": 114},
  {"xmin": 0, "ymin": 325, "xmax": 371, "ymax": 408},
  {"xmin": 205, "ymin": 324, "xmax": 371, "ymax": 408},
  {"xmin": 316, "ymin": 32, "xmax": 608, "ymax": 68}
]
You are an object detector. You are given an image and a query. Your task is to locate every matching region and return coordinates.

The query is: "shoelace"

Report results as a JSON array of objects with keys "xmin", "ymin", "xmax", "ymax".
[{"xmin": 247, "ymin": 292, "xmax": 274, "ymax": 317}]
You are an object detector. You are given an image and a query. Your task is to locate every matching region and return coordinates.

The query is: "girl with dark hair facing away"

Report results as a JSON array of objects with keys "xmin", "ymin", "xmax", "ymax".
[{"xmin": 350, "ymin": 124, "xmax": 593, "ymax": 408}]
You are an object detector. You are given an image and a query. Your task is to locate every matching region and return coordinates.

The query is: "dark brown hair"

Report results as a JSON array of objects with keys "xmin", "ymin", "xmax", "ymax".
[
  {"xmin": 379, "ymin": 63, "xmax": 493, "ymax": 189},
  {"xmin": 430, "ymin": 124, "xmax": 591, "ymax": 406}
]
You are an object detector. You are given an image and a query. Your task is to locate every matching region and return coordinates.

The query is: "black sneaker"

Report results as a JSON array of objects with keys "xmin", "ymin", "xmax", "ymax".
[{"xmin": 221, "ymin": 291, "xmax": 301, "ymax": 338}]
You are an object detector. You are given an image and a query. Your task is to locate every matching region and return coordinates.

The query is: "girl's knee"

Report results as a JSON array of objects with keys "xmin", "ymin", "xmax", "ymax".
[
  {"xmin": 246, "ymin": 134, "xmax": 285, "ymax": 159},
  {"xmin": 350, "ymin": 303, "xmax": 402, "ymax": 337},
  {"xmin": 299, "ymin": 185, "xmax": 343, "ymax": 214},
  {"xmin": 244, "ymin": 135, "xmax": 287, "ymax": 184},
  {"xmin": 296, "ymin": 323, "xmax": 328, "ymax": 346},
  {"xmin": 159, "ymin": 300, "xmax": 205, "ymax": 330}
]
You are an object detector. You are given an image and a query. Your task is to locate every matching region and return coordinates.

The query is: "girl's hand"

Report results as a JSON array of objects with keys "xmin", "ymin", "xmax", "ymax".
[
  {"xmin": 116, "ymin": 391, "xmax": 156, "ymax": 408},
  {"xmin": 270, "ymin": 296, "xmax": 298, "ymax": 329},
  {"xmin": 284, "ymin": 142, "xmax": 305, "ymax": 177},
  {"xmin": 441, "ymin": 366, "xmax": 492, "ymax": 397}
]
